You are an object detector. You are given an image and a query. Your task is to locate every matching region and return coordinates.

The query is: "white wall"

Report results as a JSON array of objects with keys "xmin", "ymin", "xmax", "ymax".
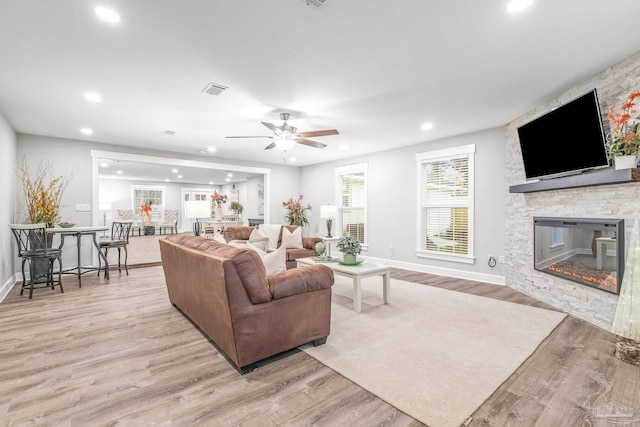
[
  {"xmin": 0, "ymin": 110, "xmax": 17, "ymax": 301},
  {"xmin": 301, "ymin": 127, "xmax": 506, "ymax": 282},
  {"xmin": 16, "ymin": 133, "xmax": 302, "ymax": 265}
]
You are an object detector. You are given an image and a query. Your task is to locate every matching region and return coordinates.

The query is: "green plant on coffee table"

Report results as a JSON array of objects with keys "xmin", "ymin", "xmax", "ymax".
[{"xmin": 337, "ymin": 235, "xmax": 362, "ymax": 255}]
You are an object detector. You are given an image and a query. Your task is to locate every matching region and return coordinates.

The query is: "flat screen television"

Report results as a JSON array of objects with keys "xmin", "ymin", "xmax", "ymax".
[{"xmin": 517, "ymin": 89, "xmax": 608, "ymax": 180}]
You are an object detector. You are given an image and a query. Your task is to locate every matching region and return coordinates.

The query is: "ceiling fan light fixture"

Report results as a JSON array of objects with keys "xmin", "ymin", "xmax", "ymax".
[{"xmin": 275, "ymin": 137, "xmax": 296, "ymax": 151}]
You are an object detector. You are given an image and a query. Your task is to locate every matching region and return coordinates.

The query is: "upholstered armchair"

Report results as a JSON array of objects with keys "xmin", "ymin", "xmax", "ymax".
[{"xmin": 158, "ymin": 209, "xmax": 178, "ymax": 235}]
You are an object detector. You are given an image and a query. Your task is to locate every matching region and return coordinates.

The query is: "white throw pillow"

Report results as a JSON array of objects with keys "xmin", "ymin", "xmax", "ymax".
[
  {"xmin": 259, "ymin": 224, "xmax": 282, "ymax": 251},
  {"xmin": 248, "ymin": 227, "xmax": 268, "ymax": 251},
  {"xmin": 247, "ymin": 242, "xmax": 286, "ymax": 275},
  {"xmin": 213, "ymin": 233, "xmax": 227, "ymax": 244},
  {"xmin": 281, "ymin": 226, "xmax": 303, "ymax": 249}
]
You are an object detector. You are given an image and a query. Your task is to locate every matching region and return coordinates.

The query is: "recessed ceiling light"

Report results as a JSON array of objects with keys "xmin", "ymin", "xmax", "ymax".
[
  {"xmin": 421, "ymin": 122, "xmax": 434, "ymax": 131},
  {"xmin": 199, "ymin": 150, "xmax": 206, "ymax": 154},
  {"xmin": 116, "ymin": 170, "xmax": 123, "ymax": 175},
  {"xmin": 507, "ymin": 0, "xmax": 533, "ymax": 12},
  {"xmin": 207, "ymin": 146, "xmax": 217, "ymax": 152},
  {"xmin": 100, "ymin": 162, "xmax": 108, "ymax": 168},
  {"xmin": 289, "ymin": 157, "xmax": 297, "ymax": 162},
  {"xmin": 227, "ymin": 173, "xmax": 233, "ymax": 177},
  {"xmin": 209, "ymin": 181, "xmax": 214, "ymax": 185},
  {"xmin": 340, "ymin": 144, "xmax": 348, "ymax": 150},
  {"xmin": 177, "ymin": 175, "xmax": 183, "ymax": 179},
  {"xmin": 84, "ymin": 92, "xmax": 101, "ymax": 103},
  {"xmin": 171, "ymin": 169, "xmax": 178, "ymax": 173},
  {"xmin": 80, "ymin": 127, "xmax": 93, "ymax": 135},
  {"xmin": 164, "ymin": 179, "xmax": 170, "ymax": 182},
  {"xmin": 94, "ymin": 7, "xmax": 121, "ymax": 23},
  {"xmin": 226, "ymin": 178, "xmax": 231, "ymax": 182}
]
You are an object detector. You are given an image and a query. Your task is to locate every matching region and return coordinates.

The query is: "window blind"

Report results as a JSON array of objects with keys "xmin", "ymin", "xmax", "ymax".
[
  {"xmin": 417, "ymin": 145, "xmax": 474, "ymax": 259},
  {"xmin": 336, "ymin": 164, "xmax": 367, "ymax": 244}
]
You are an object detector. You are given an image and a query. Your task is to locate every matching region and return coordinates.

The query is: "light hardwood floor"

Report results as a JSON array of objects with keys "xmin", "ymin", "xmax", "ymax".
[{"xmin": 2, "ymin": 237, "xmax": 640, "ymax": 426}]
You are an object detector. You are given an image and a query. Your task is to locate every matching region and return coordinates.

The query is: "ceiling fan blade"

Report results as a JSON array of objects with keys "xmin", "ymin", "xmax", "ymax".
[
  {"xmin": 261, "ymin": 122, "xmax": 279, "ymax": 133},
  {"xmin": 296, "ymin": 138, "xmax": 327, "ymax": 149},
  {"xmin": 296, "ymin": 129, "xmax": 339, "ymax": 138},
  {"xmin": 226, "ymin": 135, "xmax": 274, "ymax": 139},
  {"xmin": 264, "ymin": 142, "xmax": 276, "ymax": 150}
]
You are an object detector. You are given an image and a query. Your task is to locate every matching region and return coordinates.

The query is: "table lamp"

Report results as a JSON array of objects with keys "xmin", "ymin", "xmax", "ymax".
[
  {"xmin": 185, "ymin": 200, "xmax": 210, "ymax": 236},
  {"xmin": 320, "ymin": 205, "xmax": 337, "ymax": 238}
]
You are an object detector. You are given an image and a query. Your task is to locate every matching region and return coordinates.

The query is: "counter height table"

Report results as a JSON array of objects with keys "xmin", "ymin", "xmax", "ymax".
[{"xmin": 46, "ymin": 226, "xmax": 109, "ymax": 286}]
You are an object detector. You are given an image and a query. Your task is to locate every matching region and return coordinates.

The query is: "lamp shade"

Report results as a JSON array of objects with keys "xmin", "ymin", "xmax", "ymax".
[
  {"xmin": 99, "ymin": 202, "xmax": 112, "ymax": 211},
  {"xmin": 320, "ymin": 205, "xmax": 337, "ymax": 219},
  {"xmin": 184, "ymin": 200, "xmax": 210, "ymax": 219}
]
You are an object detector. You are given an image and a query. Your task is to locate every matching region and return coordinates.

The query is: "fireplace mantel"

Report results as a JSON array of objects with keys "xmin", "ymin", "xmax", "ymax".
[{"xmin": 509, "ymin": 168, "xmax": 640, "ymax": 193}]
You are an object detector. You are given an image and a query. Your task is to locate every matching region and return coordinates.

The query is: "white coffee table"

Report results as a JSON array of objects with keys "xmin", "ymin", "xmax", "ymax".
[{"xmin": 297, "ymin": 257, "xmax": 390, "ymax": 313}]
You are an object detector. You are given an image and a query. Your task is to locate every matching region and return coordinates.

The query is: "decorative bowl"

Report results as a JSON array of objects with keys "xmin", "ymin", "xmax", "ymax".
[{"xmin": 58, "ymin": 222, "xmax": 75, "ymax": 228}]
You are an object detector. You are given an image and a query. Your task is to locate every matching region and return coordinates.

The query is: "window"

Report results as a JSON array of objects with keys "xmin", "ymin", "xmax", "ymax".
[
  {"xmin": 335, "ymin": 163, "xmax": 367, "ymax": 247},
  {"xmin": 416, "ymin": 144, "xmax": 475, "ymax": 264},
  {"xmin": 132, "ymin": 185, "xmax": 165, "ymax": 222},
  {"xmin": 551, "ymin": 227, "xmax": 564, "ymax": 247}
]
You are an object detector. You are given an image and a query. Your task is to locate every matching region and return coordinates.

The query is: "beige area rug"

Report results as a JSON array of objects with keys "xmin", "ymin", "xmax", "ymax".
[{"xmin": 303, "ymin": 276, "xmax": 567, "ymax": 427}]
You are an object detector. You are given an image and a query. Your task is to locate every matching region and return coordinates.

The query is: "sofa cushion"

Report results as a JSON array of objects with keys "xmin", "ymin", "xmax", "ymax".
[
  {"xmin": 249, "ymin": 227, "xmax": 269, "ymax": 251},
  {"xmin": 247, "ymin": 242, "xmax": 287, "ymax": 275},
  {"xmin": 259, "ymin": 224, "xmax": 283, "ymax": 251},
  {"xmin": 281, "ymin": 226, "xmax": 303, "ymax": 249}
]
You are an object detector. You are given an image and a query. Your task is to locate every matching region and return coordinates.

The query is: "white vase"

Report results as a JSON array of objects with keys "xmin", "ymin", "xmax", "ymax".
[
  {"xmin": 614, "ymin": 155, "xmax": 638, "ymax": 170},
  {"xmin": 215, "ymin": 207, "xmax": 223, "ymax": 219}
]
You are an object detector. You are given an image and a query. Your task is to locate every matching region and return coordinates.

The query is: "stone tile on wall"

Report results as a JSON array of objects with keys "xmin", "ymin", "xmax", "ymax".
[{"xmin": 505, "ymin": 51, "xmax": 640, "ymax": 331}]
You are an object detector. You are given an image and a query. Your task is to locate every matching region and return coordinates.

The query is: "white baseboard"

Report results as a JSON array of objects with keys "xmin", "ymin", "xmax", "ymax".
[
  {"xmin": 363, "ymin": 256, "xmax": 506, "ymax": 286},
  {"xmin": 0, "ymin": 274, "xmax": 17, "ymax": 303}
]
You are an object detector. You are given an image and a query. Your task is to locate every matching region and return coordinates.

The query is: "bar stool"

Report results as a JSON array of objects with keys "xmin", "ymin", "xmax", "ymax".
[
  {"xmin": 98, "ymin": 221, "xmax": 132, "ymax": 277},
  {"xmin": 9, "ymin": 223, "xmax": 63, "ymax": 299}
]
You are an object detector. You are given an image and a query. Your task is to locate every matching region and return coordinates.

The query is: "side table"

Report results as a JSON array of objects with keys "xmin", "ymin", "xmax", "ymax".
[{"xmin": 322, "ymin": 236, "xmax": 341, "ymax": 260}]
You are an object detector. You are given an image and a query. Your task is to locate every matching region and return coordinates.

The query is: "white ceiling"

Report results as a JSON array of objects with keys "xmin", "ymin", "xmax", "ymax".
[{"xmin": 2, "ymin": 0, "xmax": 640, "ymax": 169}]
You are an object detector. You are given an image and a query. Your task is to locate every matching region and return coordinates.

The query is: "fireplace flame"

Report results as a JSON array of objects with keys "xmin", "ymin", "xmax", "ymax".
[{"xmin": 546, "ymin": 264, "xmax": 617, "ymax": 289}]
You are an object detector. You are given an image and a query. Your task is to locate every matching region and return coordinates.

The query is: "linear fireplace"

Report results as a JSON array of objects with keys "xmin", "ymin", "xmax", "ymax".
[{"xmin": 533, "ymin": 217, "xmax": 624, "ymax": 295}]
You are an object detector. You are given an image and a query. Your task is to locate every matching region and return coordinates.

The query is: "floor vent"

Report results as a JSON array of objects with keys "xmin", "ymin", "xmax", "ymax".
[{"xmin": 202, "ymin": 82, "xmax": 228, "ymax": 96}]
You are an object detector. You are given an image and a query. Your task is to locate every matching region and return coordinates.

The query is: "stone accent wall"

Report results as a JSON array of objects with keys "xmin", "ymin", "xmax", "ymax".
[{"xmin": 505, "ymin": 51, "xmax": 640, "ymax": 330}]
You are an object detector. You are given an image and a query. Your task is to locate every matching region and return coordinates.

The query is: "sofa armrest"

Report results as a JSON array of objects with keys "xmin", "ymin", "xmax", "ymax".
[
  {"xmin": 302, "ymin": 236, "xmax": 323, "ymax": 251},
  {"xmin": 268, "ymin": 264, "xmax": 334, "ymax": 301}
]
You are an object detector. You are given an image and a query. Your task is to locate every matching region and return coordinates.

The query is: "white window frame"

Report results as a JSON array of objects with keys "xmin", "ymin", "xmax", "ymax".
[
  {"xmin": 131, "ymin": 185, "xmax": 166, "ymax": 223},
  {"xmin": 415, "ymin": 144, "xmax": 475, "ymax": 264},
  {"xmin": 335, "ymin": 162, "xmax": 368, "ymax": 250},
  {"xmin": 550, "ymin": 226, "xmax": 564, "ymax": 249}
]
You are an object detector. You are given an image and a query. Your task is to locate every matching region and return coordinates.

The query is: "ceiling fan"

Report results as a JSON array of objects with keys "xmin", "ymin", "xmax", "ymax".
[{"xmin": 226, "ymin": 113, "xmax": 339, "ymax": 151}]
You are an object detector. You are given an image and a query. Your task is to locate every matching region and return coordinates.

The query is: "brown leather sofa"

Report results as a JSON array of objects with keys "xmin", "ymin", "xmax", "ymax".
[
  {"xmin": 223, "ymin": 225, "xmax": 323, "ymax": 269},
  {"xmin": 159, "ymin": 234, "xmax": 334, "ymax": 373}
]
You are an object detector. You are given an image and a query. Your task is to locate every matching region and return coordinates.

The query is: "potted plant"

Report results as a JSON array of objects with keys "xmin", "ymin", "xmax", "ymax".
[
  {"xmin": 230, "ymin": 201, "xmax": 243, "ymax": 214},
  {"xmin": 336, "ymin": 235, "xmax": 362, "ymax": 265},
  {"xmin": 283, "ymin": 194, "xmax": 311, "ymax": 226},
  {"xmin": 605, "ymin": 90, "xmax": 640, "ymax": 169},
  {"xmin": 212, "ymin": 191, "xmax": 228, "ymax": 219}
]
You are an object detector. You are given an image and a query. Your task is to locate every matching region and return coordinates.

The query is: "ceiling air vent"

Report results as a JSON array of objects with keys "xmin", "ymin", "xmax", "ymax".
[
  {"xmin": 161, "ymin": 130, "xmax": 176, "ymax": 135},
  {"xmin": 202, "ymin": 82, "xmax": 228, "ymax": 96},
  {"xmin": 302, "ymin": 0, "xmax": 328, "ymax": 7}
]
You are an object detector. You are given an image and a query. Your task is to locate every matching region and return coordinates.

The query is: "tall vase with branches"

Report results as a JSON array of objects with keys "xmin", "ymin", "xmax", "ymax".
[{"xmin": 20, "ymin": 157, "xmax": 72, "ymax": 227}]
